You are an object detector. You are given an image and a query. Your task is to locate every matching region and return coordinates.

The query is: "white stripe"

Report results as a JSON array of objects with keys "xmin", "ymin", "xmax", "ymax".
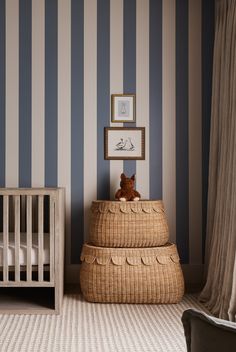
[
  {"xmin": 5, "ymin": 0, "xmax": 19, "ymax": 187},
  {"xmin": 58, "ymin": 0, "xmax": 71, "ymax": 264},
  {"xmin": 110, "ymin": 0, "xmax": 123, "ymax": 200},
  {"xmin": 162, "ymin": 0, "xmax": 176, "ymax": 243},
  {"xmin": 32, "ymin": 0, "xmax": 45, "ymax": 187},
  {"xmin": 84, "ymin": 0, "xmax": 97, "ymax": 239},
  {"xmin": 136, "ymin": 0, "xmax": 149, "ymax": 199},
  {"xmin": 189, "ymin": 0, "xmax": 202, "ymax": 264}
]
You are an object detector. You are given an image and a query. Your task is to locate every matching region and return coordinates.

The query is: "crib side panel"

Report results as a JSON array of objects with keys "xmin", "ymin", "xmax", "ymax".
[
  {"xmin": 0, "ymin": 189, "xmax": 60, "ymax": 287},
  {"xmin": 0, "ymin": 188, "xmax": 65, "ymax": 316}
]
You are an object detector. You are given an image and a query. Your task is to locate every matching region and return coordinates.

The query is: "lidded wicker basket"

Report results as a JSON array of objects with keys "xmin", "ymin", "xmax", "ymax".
[
  {"xmin": 80, "ymin": 243, "xmax": 184, "ymax": 304},
  {"xmin": 89, "ymin": 200, "xmax": 169, "ymax": 248}
]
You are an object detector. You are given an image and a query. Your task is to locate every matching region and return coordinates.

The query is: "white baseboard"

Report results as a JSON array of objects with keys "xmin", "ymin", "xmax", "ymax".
[{"xmin": 65, "ymin": 264, "xmax": 204, "ymax": 285}]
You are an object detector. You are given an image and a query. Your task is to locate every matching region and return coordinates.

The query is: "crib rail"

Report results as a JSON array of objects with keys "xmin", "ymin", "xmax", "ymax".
[{"xmin": 0, "ymin": 189, "xmax": 59, "ymax": 287}]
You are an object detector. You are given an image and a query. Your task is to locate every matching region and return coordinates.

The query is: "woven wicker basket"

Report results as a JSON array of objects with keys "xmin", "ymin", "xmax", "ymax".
[
  {"xmin": 80, "ymin": 243, "xmax": 184, "ymax": 304},
  {"xmin": 89, "ymin": 200, "xmax": 169, "ymax": 247}
]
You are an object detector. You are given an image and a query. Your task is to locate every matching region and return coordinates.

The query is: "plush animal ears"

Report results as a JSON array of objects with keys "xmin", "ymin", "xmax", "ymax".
[
  {"xmin": 121, "ymin": 173, "xmax": 126, "ymax": 180},
  {"xmin": 120, "ymin": 173, "xmax": 135, "ymax": 181}
]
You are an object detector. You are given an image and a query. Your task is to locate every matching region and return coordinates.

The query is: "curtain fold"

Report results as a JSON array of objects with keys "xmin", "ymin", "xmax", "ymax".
[{"xmin": 200, "ymin": 0, "xmax": 236, "ymax": 322}]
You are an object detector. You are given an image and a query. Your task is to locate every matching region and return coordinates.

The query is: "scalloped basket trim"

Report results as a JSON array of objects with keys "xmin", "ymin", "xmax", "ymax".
[
  {"xmin": 141, "ymin": 256, "xmax": 156, "ymax": 265},
  {"xmin": 91, "ymin": 201, "xmax": 165, "ymax": 215},
  {"xmin": 126, "ymin": 257, "xmax": 141, "ymax": 265},
  {"xmin": 96, "ymin": 256, "xmax": 110, "ymax": 265},
  {"xmin": 81, "ymin": 254, "xmax": 180, "ymax": 266},
  {"xmin": 111, "ymin": 256, "xmax": 126, "ymax": 266},
  {"xmin": 84, "ymin": 255, "xmax": 96, "ymax": 264}
]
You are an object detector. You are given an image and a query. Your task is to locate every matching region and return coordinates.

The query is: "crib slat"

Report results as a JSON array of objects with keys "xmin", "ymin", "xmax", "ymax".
[
  {"xmin": 26, "ymin": 195, "xmax": 32, "ymax": 281},
  {"xmin": 50, "ymin": 196, "xmax": 55, "ymax": 283},
  {"xmin": 14, "ymin": 196, "xmax": 21, "ymax": 282},
  {"xmin": 20, "ymin": 195, "xmax": 26, "ymax": 233},
  {"xmin": 38, "ymin": 195, "xmax": 44, "ymax": 282},
  {"xmin": 3, "ymin": 195, "xmax": 9, "ymax": 282}
]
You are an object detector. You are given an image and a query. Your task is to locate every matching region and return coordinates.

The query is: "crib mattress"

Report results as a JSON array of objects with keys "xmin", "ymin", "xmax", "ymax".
[{"xmin": 0, "ymin": 233, "xmax": 50, "ymax": 267}]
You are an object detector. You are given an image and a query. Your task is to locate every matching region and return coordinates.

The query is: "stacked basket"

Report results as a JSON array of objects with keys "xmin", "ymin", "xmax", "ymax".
[{"xmin": 80, "ymin": 200, "xmax": 184, "ymax": 304}]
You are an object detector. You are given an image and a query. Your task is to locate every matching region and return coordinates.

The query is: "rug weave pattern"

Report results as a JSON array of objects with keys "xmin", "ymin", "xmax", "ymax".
[{"xmin": 0, "ymin": 294, "xmax": 208, "ymax": 352}]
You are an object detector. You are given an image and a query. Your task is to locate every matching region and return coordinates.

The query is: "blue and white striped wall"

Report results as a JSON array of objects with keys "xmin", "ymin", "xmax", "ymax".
[{"xmin": 0, "ymin": 0, "xmax": 214, "ymax": 278}]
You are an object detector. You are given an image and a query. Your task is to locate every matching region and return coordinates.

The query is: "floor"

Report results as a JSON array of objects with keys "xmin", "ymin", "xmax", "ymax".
[{"xmin": 0, "ymin": 294, "xmax": 209, "ymax": 352}]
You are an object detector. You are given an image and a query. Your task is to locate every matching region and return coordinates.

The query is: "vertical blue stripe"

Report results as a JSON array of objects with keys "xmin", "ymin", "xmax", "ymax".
[
  {"xmin": 0, "ymin": 0, "xmax": 5, "ymax": 188},
  {"xmin": 149, "ymin": 0, "xmax": 162, "ymax": 199},
  {"xmin": 19, "ymin": 0, "xmax": 32, "ymax": 187},
  {"xmin": 202, "ymin": 0, "xmax": 215, "ymax": 261},
  {"xmin": 97, "ymin": 0, "xmax": 110, "ymax": 200},
  {"xmin": 71, "ymin": 0, "xmax": 84, "ymax": 263},
  {"xmin": 176, "ymin": 0, "xmax": 189, "ymax": 264},
  {"xmin": 123, "ymin": 0, "xmax": 136, "ymax": 177},
  {"xmin": 45, "ymin": 0, "xmax": 58, "ymax": 187}
]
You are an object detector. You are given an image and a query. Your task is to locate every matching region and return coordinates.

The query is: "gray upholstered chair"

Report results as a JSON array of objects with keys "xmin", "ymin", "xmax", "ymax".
[{"xmin": 182, "ymin": 309, "xmax": 236, "ymax": 352}]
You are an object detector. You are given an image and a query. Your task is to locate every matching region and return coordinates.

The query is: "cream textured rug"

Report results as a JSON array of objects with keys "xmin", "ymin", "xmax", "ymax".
[{"xmin": 0, "ymin": 294, "xmax": 208, "ymax": 352}]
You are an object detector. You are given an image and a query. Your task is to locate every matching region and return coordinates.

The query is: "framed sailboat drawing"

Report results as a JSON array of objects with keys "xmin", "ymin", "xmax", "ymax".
[
  {"xmin": 111, "ymin": 94, "xmax": 136, "ymax": 123},
  {"xmin": 104, "ymin": 127, "xmax": 145, "ymax": 160}
]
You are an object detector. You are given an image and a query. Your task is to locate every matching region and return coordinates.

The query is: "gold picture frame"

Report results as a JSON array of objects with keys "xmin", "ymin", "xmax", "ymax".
[
  {"xmin": 104, "ymin": 127, "xmax": 145, "ymax": 160},
  {"xmin": 111, "ymin": 94, "xmax": 136, "ymax": 123}
]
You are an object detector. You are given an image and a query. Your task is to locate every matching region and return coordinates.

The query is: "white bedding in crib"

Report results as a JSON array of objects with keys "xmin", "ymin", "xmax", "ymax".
[{"xmin": 0, "ymin": 233, "xmax": 50, "ymax": 266}]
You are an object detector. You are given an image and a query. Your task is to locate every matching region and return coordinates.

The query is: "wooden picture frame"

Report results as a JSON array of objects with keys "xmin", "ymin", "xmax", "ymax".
[
  {"xmin": 111, "ymin": 94, "xmax": 136, "ymax": 123},
  {"xmin": 104, "ymin": 127, "xmax": 145, "ymax": 160}
]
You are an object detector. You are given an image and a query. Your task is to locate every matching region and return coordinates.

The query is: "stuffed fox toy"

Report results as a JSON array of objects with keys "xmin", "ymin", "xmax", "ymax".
[{"xmin": 115, "ymin": 173, "xmax": 141, "ymax": 201}]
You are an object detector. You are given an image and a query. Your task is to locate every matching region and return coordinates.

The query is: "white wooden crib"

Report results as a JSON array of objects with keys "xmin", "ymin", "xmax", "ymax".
[{"xmin": 0, "ymin": 188, "xmax": 65, "ymax": 314}]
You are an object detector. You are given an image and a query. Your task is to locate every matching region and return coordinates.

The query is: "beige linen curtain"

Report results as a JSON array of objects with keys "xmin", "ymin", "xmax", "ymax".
[{"xmin": 200, "ymin": 0, "xmax": 236, "ymax": 322}]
